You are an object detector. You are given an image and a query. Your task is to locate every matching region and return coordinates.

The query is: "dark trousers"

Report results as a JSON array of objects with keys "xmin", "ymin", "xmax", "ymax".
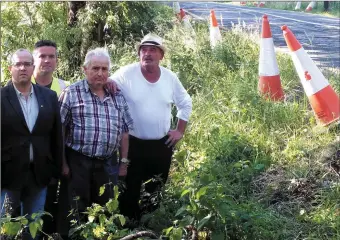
[
  {"xmin": 42, "ymin": 179, "xmax": 58, "ymax": 235},
  {"xmin": 57, "ymin": 147, "xmax": 117, "ymax": 238},
  {"xmin": 119, "ymin": 135, "xmax": 173, "ymax": 221}
]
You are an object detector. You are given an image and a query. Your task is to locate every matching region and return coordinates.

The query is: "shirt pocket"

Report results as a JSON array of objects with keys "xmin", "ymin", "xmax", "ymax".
[{"xmin": 71, "ymin": 102, "xmax": 94, "ymax": 128}]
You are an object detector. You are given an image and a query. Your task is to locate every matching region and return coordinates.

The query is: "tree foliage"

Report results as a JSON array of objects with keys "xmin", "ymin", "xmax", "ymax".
[{"xmin": 1, "ymin": 1, "xmax": 173, "ymax": 83}]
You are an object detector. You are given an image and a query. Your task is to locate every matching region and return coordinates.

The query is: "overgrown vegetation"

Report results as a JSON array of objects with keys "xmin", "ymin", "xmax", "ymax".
[
  {"xmin": 1, "ymin": 2, "xmax": 339, "ymax": 240},
  {"xmin": 1, "ymin": 1, "xmax": 173, "ymax": 83},
  {"xmin": 252, "ymin": 1, "xmax": 340, "ymax": 18}
]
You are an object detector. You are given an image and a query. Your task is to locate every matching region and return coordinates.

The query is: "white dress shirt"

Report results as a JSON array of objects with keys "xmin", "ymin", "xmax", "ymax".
[
  {"xmin": 111, "ymin": 63, "xmax": 192, "ymax": 140},
  {"xmin": 13, "ymin": 84, "xmax": 39, "ymax": 161}
]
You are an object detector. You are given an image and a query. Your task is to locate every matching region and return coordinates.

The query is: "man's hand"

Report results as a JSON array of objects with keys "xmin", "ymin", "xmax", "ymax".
[
  {"xmin": 165, "ymin": 130, "xmax": 183, "ymax": 148},
  {"xmin": 118, "ymin": 163, "xmax": 128, "ymax": 177},
  {"xmin": 105, "ymin": 79, "xmax": 119, "ymax": 94},
  {"xmin": 62, "ymin": 162, "xmax": 70, "ymax": 178}
]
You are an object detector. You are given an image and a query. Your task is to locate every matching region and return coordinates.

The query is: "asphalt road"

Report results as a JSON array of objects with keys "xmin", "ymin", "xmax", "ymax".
[{"xmin": 178, "ymin": 2, "xmax": 340, "ymax": 70}]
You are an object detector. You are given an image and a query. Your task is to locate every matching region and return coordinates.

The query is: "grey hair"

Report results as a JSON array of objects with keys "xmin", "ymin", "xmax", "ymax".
[
  {"xmin": 10, "ymin": 49, "xmax": 34, "ymax": 64},
  {"xmin": 83, "ymin": 48, "xmax": 111, "ymax": 69}
]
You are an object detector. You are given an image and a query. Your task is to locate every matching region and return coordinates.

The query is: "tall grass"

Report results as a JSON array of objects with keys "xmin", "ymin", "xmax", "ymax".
[
  {"xmin": 2, "ymin": 3, "xmax": 338, "ymax": 239},
  {"xmin": 132, "ymin": 19, "xmax": 340, "ymax": 239}
]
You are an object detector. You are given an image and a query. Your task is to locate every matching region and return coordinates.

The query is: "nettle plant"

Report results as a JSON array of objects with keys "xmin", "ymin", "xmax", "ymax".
[
  {"xmin": 1, "ymin": 212, "xmax": 47, "ymax": 239},
  {"xmin": 69, "ymin": 185, "xmax": 128, "ymax": 240},
  {"xmin": 0, "ymin": 186, "xmax": 126, "ymax": 240}
]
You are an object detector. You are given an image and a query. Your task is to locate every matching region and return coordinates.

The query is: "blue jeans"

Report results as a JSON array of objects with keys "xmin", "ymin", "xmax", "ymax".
[
  {"xmin": 1, "ymin": 168, "xmax": 47, "ymax": 239},
  {"xmin": 1, "ymin": 188, "xmax": 47, "ymax": 217}
]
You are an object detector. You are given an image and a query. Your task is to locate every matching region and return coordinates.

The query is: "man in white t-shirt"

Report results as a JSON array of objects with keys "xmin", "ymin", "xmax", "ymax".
[{"xmin": 110, "ymin": 33, "xmax": 192, "ymax": 223}]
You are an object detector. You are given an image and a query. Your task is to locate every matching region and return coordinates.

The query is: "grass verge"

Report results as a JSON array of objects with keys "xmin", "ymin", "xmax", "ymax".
[{"xmin": 138, "ymin": 18, "xmax": 340, "ymax": 240}]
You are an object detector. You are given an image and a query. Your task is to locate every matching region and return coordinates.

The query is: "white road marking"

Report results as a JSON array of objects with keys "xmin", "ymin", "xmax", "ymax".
[{"xmin": 188, "ymin": 2, "xmax": 340, "ymax": 30}]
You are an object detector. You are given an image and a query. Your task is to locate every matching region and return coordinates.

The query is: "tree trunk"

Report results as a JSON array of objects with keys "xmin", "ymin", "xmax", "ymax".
[
  {"xmin": 65, "ymin": 2, "xmax": 85, "ymax": 77},
  {"xmin": 324, "ymin": 1, "xmax": 329, "ymax": 11},
  {"xmin": 93, "ymin": 20, "xmax": 105, "ymax": 44},
  {"xmin": 68, "ymin": 1, "xmax": 86, "ymax": 26}
]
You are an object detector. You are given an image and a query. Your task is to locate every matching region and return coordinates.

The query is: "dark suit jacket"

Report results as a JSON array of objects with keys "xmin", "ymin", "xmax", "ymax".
[{"xmin": 1, "ymin": 83, "xmax": 63, "ymax": 190}]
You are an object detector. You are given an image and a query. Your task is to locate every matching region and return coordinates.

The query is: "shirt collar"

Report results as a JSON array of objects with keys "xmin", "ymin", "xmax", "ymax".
[
  {"xmin": 13, "ymin": 83, "xmax": 34, "ymax": 97},
  {"xmin": 31, "ymin": 76, "xmax": 57, "ymax": 84},
  {"xmin": 84, "ymin": 79, "xmax": 90, "ymax": 93},
  {"xmin": 83, "ymin": 79, "xmax": 110, "ymax": 95}
]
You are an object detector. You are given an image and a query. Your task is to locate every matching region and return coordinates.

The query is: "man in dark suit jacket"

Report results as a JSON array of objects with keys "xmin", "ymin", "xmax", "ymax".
[{"xmin": 1, "ymin": 49, "xmax": 63, "ymax": 227}]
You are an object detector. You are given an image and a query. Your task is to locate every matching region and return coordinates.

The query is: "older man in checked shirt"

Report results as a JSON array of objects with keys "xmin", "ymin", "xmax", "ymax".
[{"xmin": 57, "ymin": 48, "xmax": 133, "ymax": 238}]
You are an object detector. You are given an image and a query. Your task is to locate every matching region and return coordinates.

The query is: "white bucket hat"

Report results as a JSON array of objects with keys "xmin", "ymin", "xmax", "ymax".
[{"xmin": 136, "ymin": 33, "xmax": 166, "ymax": 53}]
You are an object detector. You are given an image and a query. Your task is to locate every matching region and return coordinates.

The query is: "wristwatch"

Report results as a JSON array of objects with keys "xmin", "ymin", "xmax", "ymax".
[{"xmin": 121, "ymin": 158, "xmax": 130, "ymax": 164}]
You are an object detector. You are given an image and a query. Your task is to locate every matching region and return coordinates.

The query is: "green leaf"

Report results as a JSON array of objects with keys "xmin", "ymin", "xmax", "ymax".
[
  {"xmin": 195, "ymin": 186, "xmax": 208, "ymax": 200},
  {"xmin": 31, "ymin": 213, "xmax": 38, "ymax": 220},
  {"xmin": 2, "ymin": 222, "xmax": 21, "ymax": 236},
  {"xmin": 39, "ymin": 218, "xmax": 44, "ymax": 227},
  {"xmin": 88, "ymin": 215, "xmax": 95, "ymax": 223},
  {"xmin": 117, "ymin": 214, "xmax": 125, "ymax": 226},
  {"xmin": 178, "ymin": 215, "xmax": 195, "ymax": 228},
  {"xmin": 29, "ymin": 222, "xmax": 39, "ymax": 239},
  {"xmin": 113, "ymin": 185, "xmax": 119, "ymax": 200},
  {"xmin": 106, "ymin": 199, "xmax": 118, "ymax": 213},
  {"xmin": 21, "ymin": 218, "xmax": 29, "ymax": 225},
  {"xmin": 98, "ymin": 214, "xmax": 106, "ymax": 226},
  {"xmin": 197, "ymin": 213, "xmax": 212, "ymax": 230},
  {"xmin": 175, "ymin": 205, "xmax": 188, "ymax": 217},
  {"xmin": 163, "ymin": 226, "xmax": 173, "ymax": 236},
  {"xmin": 180, "ymin": 189, "xmax": 190, "ymax": 198},
  {"xmin": 99, "ymin": 185, "xmax": 105, "ymax": 196},
  {"xmin": 170, "ymin": 227, "xmax": 182, "ymax": 240},
  {"xmin": 189, "ymin": 198, "xmax": 198, "ymax": 212},
  {"xmin": 233, "ymin": 162, "xmax": 243, "ymax": 168}
]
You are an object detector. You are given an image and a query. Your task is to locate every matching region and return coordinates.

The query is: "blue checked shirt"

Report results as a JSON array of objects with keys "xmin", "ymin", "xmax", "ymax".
[{"xmin": 59, "ymin": 80, "xmax": 133, "ymax": 158}]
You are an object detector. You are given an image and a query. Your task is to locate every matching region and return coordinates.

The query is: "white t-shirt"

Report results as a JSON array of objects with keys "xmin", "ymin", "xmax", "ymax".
[{"xmin": 111, "ymin": 62, "xmax": 192, "ymax": 140}]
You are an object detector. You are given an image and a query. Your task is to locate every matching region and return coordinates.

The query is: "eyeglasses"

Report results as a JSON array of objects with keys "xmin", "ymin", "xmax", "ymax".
[{"xmin": 12, "ymin": 62, "xmax": 34, "ymax": 68}]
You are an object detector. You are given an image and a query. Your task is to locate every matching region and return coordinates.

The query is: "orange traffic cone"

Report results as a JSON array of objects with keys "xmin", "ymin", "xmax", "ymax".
[
  {"xmin": 209, "ymin": 10, "xmax": 222, "ymax": 48},
  {"xmin": 282, "ymin": 25, "xmax": 340, "ymax": 126},
  {"xmin": 259, "ymin": 2, "xmax": 265, "ymax": 7},
  {"xmin": 306, "ymin": 1, "xmax": 316, "ymax": 11},
  {"xmin": 180, "ymin": 8, "xmax": 186, "ymax": 20},
  {"xmin": 258, "ymin": 15, "xmax": 284, "ymax": 101}
]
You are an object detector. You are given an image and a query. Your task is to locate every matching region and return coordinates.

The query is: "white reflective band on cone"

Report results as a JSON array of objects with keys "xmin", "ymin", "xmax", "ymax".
[
  {"xmin": 307, "ymin": 1, "xmax": 316, "ymax": 9},
  {"xmin": 291, "ymin": 48, "xmax": 329, "ymax": 96},
  {"xmin": 173, "ymin": 2, "xmax": 180, "ymax": 14},
  {"xmin": 210, "ymin": 27, "xmax": 222, "ymax": 47},
  {"xmin": 295, "ymin": 2, "xmax": 301, "ymax": 10},
  {"xmin": 183, "ymin": 16, "xmax": 193, "ymax": 31},
  {"xmin": 259, "ymin": 38, "xmax": 280, "ymax": 76}
]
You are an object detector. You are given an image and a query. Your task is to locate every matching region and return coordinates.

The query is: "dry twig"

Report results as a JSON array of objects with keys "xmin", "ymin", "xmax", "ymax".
[{"xmin": 120, "ymin": 231, "xmax": 158, "ymax": 240}]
